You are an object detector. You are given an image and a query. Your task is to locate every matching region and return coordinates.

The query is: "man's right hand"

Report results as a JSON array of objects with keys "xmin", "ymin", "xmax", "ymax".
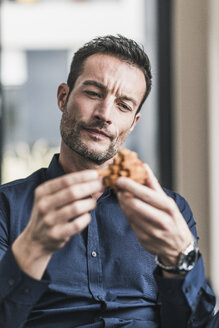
[{"xmin": 12, "ymin": 170, "xmax": 103, "ymax": 280}]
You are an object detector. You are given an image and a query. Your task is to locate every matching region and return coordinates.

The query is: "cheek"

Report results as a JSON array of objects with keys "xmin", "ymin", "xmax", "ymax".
[
  {"xmin": 66, "ymin": 99, "xmax": 86, "ymax": 121},
  {"xmin": 73, "ymin": 98, "xmax": 96, "ymax": 120},
  {"xmin": 117, "ymin": 121, "xmax": 133, "ymax": 139}
]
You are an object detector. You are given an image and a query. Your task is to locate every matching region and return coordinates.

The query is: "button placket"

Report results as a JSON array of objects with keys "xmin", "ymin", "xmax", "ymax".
[
  {"xmin": 91, "ymin": 251, "xmax": 97, "ymax": 257},
  {"xmin": 87, "ymin": 210, "xmax": 104, "ymax": 301},
  {"xmin": 8, "ymin": 278, "xmax": 15, "ymax": 286}
]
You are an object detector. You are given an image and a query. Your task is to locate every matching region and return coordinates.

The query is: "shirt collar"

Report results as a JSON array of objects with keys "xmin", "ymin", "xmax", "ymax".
[{"xmin": 46, "ymin": 153, "xmax": 65, "ymax": 180}]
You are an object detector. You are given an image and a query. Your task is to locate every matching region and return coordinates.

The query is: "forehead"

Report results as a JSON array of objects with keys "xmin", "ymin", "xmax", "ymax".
[{"xmin": 77, "ymin": 53, "xmax": 146, "ymax": 100}]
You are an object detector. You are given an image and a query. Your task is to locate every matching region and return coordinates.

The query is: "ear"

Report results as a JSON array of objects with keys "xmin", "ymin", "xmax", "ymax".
[
  {"xmin": 129, "ymin": 112, "xmax": 141, "ymax": 132},
  {"xmin": 57, "ymin": 83, "xmax": 69, "ymax": 112}
]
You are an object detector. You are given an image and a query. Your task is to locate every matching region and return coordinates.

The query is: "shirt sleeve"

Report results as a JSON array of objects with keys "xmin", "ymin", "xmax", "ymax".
[
  {"xmin": 154, "ymin": 190, "xmax": 216, "ymax": 328},
  {"xmin": 154, "ymin": 256, "xmax": 215, "ymax": 328},
  {"xmin": 206, "ymin": 311, "xmax": 219, "ymax": 328},
  {"xmin": 0, "ymin": 186, "xmax": 50, "ymax": 327},
  {"xmin": 0, "ymin": 248, "xmax": 49, "ymax": 328}
]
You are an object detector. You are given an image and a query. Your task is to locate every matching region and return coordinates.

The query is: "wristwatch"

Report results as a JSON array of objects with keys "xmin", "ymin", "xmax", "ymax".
[{"xmin": 155, "ymin": 236, "xmax": 200, "ymax": 274}]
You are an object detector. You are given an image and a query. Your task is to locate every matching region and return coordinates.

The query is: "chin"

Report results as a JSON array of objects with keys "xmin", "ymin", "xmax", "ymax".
[
  {"xmin": 85, "ymin": 144, "xmax": 117, "ymax": 164},
  {"xmin": 87, "ymin": 140, "xmax": 110, "ymax": 152}
]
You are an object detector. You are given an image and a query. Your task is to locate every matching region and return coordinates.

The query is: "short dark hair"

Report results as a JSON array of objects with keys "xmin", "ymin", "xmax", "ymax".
[{"xmin": 67, "ymin": 35, "xmax": 152, "ymax": 113}]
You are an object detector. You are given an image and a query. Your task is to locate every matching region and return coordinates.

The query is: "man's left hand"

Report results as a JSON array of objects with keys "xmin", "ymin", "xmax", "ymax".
[{"xmin": 116, "ymin": 164, "xmax": 193, "ymax": 269}]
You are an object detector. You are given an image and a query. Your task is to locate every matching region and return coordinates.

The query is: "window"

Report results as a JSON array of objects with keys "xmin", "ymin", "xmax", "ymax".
[{"xmin": 0, "ymin": 0, "xmax": 159, "ymax": 183}]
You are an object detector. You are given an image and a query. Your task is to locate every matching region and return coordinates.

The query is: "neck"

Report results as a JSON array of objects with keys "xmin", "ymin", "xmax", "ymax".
[{"xmin": 59, "ymin": 141, "xmax": 113, "ymax": 174}]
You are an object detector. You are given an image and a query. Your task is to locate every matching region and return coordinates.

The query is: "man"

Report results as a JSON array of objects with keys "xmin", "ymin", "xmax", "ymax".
[
  {"xmin": 206, "ymin": 311, "xmax": 219, "ymax": 328},
  {"xmin": 0, "ymin": 35, "xmax": 215, "ymax": 327}
]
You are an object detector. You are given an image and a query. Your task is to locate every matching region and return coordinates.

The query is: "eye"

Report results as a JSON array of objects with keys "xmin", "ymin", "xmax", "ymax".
[
  {"xmin": 84, "ymin": 90, "xmax": 101, "ymax": 98},
  {"xmin": 118, "ymin": 102, "xmax": 132, "ymax": 112}
]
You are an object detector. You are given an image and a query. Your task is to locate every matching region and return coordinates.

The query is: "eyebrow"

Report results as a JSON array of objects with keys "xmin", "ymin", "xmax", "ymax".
[
  {"xmin": 82, "ymin": 80, "xmax": 138, "ymax": 107},
  {"xmin": 83, "ymin": 80, "xmax": 106, "ymax": 91},
  {"xmin": 118, "ymin": 95, "xmax": 137, "ymax": 107}
]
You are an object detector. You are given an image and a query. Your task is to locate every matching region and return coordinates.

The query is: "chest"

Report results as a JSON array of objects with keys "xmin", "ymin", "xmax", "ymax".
[{"xmin": 46, "ymin": 197, "xmax": 158, "ymax": 301}]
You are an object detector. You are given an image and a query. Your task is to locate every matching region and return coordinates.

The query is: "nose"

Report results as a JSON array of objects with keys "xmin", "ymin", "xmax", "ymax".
[{"xmin": 94, "ymin": 98, "xmax": 113, "ymax": 125}]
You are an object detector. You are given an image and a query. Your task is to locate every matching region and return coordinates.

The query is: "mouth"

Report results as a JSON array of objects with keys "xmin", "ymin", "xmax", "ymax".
[{"xmin": 83, "ymin": 127, "xmax": 111, "ymax": 139}]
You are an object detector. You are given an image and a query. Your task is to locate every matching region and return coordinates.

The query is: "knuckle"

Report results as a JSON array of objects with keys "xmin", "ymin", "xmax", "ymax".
[
  {"xmin": 132, "ymin": 199, "xmax": 142, "ymax": 212},
  {"xmin": 167, "ymin": 197, "xmax": 177, "ymax": 213},
  {"xmin": 49, "ymin": 228, "xmax": 59, "ymax": 241},
  {"xmin": 72, "ymin": 202, "xmax": 81, "ymax": 215},
  {"xmin": 159, "ymin": 220, "xmax": 170, "ymax": 232},
  {"xmin": 43, "ymin": 214, "xmax": 54, "ymax": 227},
  {"xmin": 49, "ymin": 226, "xmax": 63, "ymax": 241},
  {"xmin": 69, "ymin": 186, "xmax": 80, "ymax": 199},
  {"xmin": 73, "ymin": 214, "xmax": 91, "ymax": 233},
  {"xmin": 159, "ymin": 212, "xmax": 174, "ymax": 232},
  {"xmin": 72, "ymin": 220, "xmax": 82, "ymax": 233},
  {"xmin": 153, "ymin": 228, "xmax": 164, "ymax": 241},
  {"xmin": 37, "ymin": 199, "xmax": 48, "ymax": 215},
  {"xmin": 59, "ymin": 206, "xmax": 73, "ymax": 221},
  {"xmin": 34, "ymin": 185, "xmax": 43, "ymax": 200},
  {"xmin": 62, "ymin": 176, "xmax": 72, "ymax": 188}
]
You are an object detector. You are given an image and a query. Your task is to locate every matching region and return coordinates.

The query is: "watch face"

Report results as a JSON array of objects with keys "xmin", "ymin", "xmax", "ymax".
[
  {"xmin": 155, "ymin": 238, "xmax": 199, "ymax": 274},
  {"xmin": 180, "ymin": 249, "xmax": 199, "ymax": 271},
  {"xmin": 185, "ymin": 250, "xmax": 197, "ymax": 269}
]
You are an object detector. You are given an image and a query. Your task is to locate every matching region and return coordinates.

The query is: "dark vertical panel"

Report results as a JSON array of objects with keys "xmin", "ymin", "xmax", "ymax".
[
  {"xmin": 0, "ymin": 0, "xmax": 3, "ymax": 184},
  {"xmin": 157, "ymin": 0, "xmax": 173, "ymax": 189},
  {"xmin": 0, "ymin": 87, "xmax": 2, "ymax": 184}
]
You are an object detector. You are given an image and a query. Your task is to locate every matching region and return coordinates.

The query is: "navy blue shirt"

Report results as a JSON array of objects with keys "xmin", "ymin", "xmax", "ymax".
[
  {"xmin": 206, "ymin": 311, "xmax": 219, "ymax": 328},
  {"xmin": 0, "ymin": 155, "xmax": 215, "ymax": 328}
]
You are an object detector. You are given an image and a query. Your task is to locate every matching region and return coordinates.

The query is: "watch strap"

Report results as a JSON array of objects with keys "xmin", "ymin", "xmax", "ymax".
[
  {"xmin": 155, "ymin": 235, "xmax": 200, "ymax": 274},
  {"xmin": 155, "ymin": 256, "xmax": 186, "ymax": 275}
]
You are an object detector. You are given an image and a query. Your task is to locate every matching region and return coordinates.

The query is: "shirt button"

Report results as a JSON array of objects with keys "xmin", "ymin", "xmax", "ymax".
[
  {"xmin": 8, "ymin": 278, "xmax": 15, "ymax": 286},
  {"xmin": 24, "ymin": 288, "xmax": 30, "ymax": 294},
  {"xmin": 91, "ymin": 251, "xmax": 97, "ymax": 257}
]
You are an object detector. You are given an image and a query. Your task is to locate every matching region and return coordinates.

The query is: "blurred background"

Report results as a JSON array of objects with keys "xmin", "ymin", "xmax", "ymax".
[{"xmin": 0, "ymin": 0, "xmax": 219, "ymax": 307}]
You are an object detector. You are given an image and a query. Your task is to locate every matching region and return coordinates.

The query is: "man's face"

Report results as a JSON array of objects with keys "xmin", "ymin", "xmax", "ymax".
[{"xmin": 59, "ymin": 54, "xmax": 146, "ymax": 164}]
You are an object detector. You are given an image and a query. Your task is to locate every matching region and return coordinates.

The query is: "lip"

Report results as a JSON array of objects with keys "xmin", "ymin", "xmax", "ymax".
[{"xmin": 84, "ymin": 128, "xmax": 111, "ymax": 139}]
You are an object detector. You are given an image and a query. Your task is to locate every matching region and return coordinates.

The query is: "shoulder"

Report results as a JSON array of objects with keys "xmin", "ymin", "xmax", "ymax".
[
  {"xmin": 0, "ymin": 168, "xmax": 47, "ymax": 206},
  {"xmin": 163, "ymin": 187, "xmax": 190, "ymax": 209},
  {"xmin": 206, "ymin": 311, "xmax": 219, "ymax": 328},
  {"xmin": 0, "ymin": 167, "xmax": 47, "ymax": 190},
  {"xmin": 0, "ymin": 168, "xmax": 48, "ymax": 245}
]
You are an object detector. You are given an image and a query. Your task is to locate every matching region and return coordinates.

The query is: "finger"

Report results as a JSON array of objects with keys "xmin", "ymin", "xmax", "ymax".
[
  {"xmin": 36, "ymin": 170, "xmax": 99, "ymax": 198},
  {"xmin": 128, "ymin": 223, "xmax": 177, "ymax": 256},
  {"xmin": 118, "ymin": 192, "xmax": 192, "ymax": 256},
  {"xmin": 128, "ymin": 216, "xmax": 191, "ymax": 259},
  {"xmin": 117, "ymin": 195, "xmax": 173, "ymax": 255},
  {"xmin": 116, "ymin": 179, "xmax": 173, "ymax": 213},
  {"xmin": 44, "ymin": 198, "xmax": 96, "ymax": 226},
  {"xmin": 117, "ymin": 192, "xmax": 170, "ymax": 229},
  {"xmin": 38, "ymin": 180, "xmax": 103, "ymax": 212},
  {"xmin": 52, "ymin": 213, "xmax": 92, "ymax": 239},
  {"xmin": 143, "ymin": 164, "xmax": 164, "ymax": 193}
]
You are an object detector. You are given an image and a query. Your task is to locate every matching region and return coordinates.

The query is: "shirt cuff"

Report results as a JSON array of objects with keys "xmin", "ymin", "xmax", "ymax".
[
  {"xmin": 0, "ymin": 248, "xmax": 49, "ymax": 305},
  {"xmin": 154, "ymin": 255, "xmax": 206, "ymax": 309}
]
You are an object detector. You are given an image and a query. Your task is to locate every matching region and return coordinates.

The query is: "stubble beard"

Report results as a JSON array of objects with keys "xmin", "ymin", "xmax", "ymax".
[{"xmin": 60, "ymin": 110, "xmax": 122, "ymax": 165}]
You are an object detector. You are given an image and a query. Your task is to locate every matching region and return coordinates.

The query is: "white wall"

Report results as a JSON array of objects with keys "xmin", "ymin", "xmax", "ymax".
[
  {"xmin": 173, "ymin": 0, "xmax": 209, "ymax": 275},
  {"xmin": 173, "ymin": 0, "xmax": 219, "ymax": 303},
  {"xmin": 1, "ymin": 0, "xmax": 160, "ymax": 181},
  {"xmin": 2, "ymin": 0, "xmax": 146, "ymax": 49},
  {"xmin": 208, "ymin": 0, "xmax": 219, "ymax": 301}
]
